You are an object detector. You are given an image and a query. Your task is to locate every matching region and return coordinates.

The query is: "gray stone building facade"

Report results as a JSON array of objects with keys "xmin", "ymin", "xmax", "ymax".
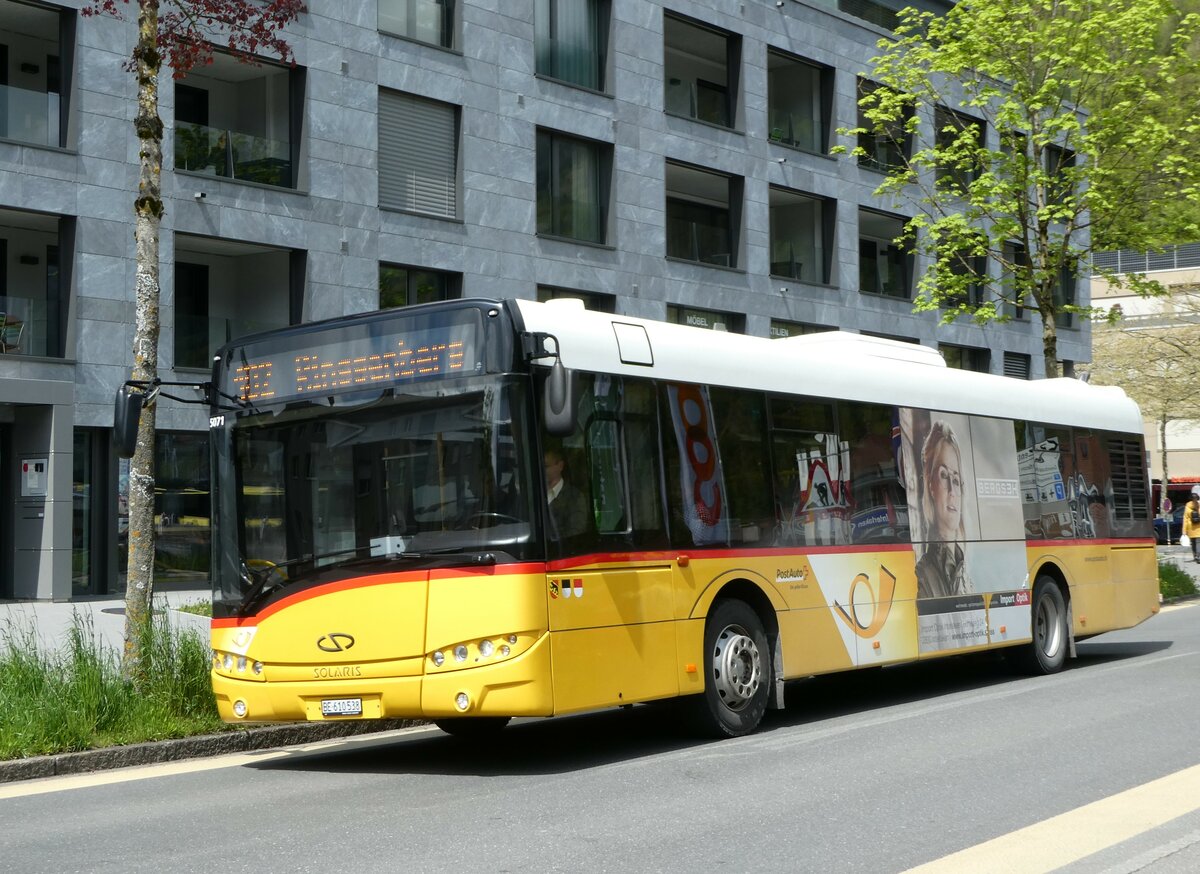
[{"xmin": 0, "ymin": 0, "xmax": 1089, "ymax": 601}]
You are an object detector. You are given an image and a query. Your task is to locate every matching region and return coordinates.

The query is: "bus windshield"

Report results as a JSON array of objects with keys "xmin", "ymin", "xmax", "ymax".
[{"xmin": 216, "ymin": 378, "xmax": 538, "ymax": 613}]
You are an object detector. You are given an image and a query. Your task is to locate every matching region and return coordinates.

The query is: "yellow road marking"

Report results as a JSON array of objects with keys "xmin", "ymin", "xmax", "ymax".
[
  {"xmin": 903, "ymin": 762, "xmax": 1200, "ymax": 873},
  {"xmin": 0, "ymin": 724, "xmax": 436, "ymax": 801}
]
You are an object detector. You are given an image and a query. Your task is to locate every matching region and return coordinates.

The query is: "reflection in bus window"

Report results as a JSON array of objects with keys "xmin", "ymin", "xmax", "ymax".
[
  {"xmin": 769, "ymin": 396, "xmax": 845, "ymax": 546},
  {"xmin": 838, "ymin": 402, "xmax": 908, "ymax": 544},
  {"xmin": 233, "ymin": 382, "xmax": 537, "ymax": 575}
]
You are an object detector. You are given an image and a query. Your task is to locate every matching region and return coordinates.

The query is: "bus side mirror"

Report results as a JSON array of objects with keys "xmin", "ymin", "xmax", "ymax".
[
  {"xmin": 114, "ymin": 385, "xmax": 144, "ymax": 459},
  {"xmin": 543, "ymin": 359, "xmax": 578, "ymax": 436}
]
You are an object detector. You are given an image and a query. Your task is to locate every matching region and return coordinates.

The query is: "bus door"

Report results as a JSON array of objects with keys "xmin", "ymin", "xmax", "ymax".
[{"xmin": 544, "ymin": 375, "xmax": 678, "ymax": 715}]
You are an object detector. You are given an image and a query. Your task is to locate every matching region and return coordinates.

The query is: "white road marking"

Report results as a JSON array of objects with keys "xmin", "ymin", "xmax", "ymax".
[
  {"xmin": 902, "ymin": 763, "xmax": 1200, "ymax": 873},
  {"xmin": 0, "ymin": 724, "xmax": 438, "ymax": 800}
]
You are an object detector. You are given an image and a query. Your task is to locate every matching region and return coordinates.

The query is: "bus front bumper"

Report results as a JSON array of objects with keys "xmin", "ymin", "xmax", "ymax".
[{"xmin": 212, "ymin": 632, "xmax": 553, "ymax": 724}]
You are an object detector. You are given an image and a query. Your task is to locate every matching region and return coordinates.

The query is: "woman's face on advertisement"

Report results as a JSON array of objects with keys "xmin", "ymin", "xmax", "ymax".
[{"xmin": 931, "ymin": 442, "xmax": 963, "ymax": 539}]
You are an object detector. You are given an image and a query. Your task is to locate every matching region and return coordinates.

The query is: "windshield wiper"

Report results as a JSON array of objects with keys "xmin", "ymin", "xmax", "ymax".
[
  {"xmin": 399, "ymin": 548, "xmax": 497, "ymax": 565},
  {"xmin": 237, "ymin": 546, "xmax": 374, "ymax": 615}
]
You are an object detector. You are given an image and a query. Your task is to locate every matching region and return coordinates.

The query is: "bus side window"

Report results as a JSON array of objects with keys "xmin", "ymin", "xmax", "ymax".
[
  {"xmin": 585, "ymin": 413, "xmax": 628, "ymax": 535},
  {"xmin": 1025, "ymin": 424, "xmax": 1074, "ymax": 539},
  {"xmin": 622, "ymin": 380, "xmax": 669, "ymax": 548},
  {"xmin": 1073, "ymin": 430, "xmax": 1111, "ymax": 539},
  {"xmin": 1103, "ymin": 431, "xmax": 1151, "ymax": 539},
  {"xmin": 768, "ymin": 396, "xmax": 843, "ymax": 546},
  {"xmin": 837, "ymin": 402, "xmax": 907, "ymax": 545},
  {"xmin": 709, "ymin": 387, "xmax": 772, "ymax": 545}
]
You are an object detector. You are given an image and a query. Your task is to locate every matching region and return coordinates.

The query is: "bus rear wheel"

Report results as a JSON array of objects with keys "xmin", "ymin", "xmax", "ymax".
[
  {"xmin": 434, "ymin": 716, "xmax": 512, "ymax": 737},
  {"xmin": 692, "ymin": 599, "xmax": 770, "ymax": 738},
  {"xmin": 1021, "ymin": 578, "xmax": 1068, "ymax": 675}
]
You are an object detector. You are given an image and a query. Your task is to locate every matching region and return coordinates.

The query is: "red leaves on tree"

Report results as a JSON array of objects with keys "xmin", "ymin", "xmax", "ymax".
[{"xmin": 85, "ymin": 0, "xmax": 305, "ymax": 77}]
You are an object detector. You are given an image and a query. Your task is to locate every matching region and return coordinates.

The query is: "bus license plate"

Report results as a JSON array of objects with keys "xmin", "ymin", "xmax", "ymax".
[{"xmin": 320, "ymin": 697, "xmax": 362, "ymax": 717}]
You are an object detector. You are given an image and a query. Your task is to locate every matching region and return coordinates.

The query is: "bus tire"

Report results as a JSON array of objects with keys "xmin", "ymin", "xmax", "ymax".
[
  {"xmin": 1022, "ymin": 578, "xmax": 1068, "ymax": 675},
  {"xmin": 434, "ymin": 716, "xmax": 511, "ymax": 737},
  {"xmin": 692, "ymin": 599, "xmax": 770, "ymax": 738}
]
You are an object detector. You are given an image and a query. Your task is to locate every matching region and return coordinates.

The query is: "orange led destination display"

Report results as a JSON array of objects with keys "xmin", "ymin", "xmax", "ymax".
[{"xmin": 227, "ymin": 319, "xmax": 479, "ymax": 403}]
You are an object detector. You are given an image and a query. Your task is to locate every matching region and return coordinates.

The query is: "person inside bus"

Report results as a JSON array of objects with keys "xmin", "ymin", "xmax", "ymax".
[
  {"xmin": 545, "ymin": 447, "xmax": 588, "ymax": 541},
  {"xmin": 915, "ymin": 419, "xmax": 973, "ymax": 598},
  {"xmin": 1184, "ymin": 485, "xmax": 1200, "ymax": 563}
]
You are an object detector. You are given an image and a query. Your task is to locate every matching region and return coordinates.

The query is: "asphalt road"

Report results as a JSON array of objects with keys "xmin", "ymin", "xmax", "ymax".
[{"xmin": 3, "ymin": 601, "xmax": 1198, "ymax": 874}]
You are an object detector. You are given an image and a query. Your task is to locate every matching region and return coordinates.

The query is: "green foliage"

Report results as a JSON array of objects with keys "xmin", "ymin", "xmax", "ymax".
[
  {"xmin": 1158, "ymin": 560, "xmax": 1198, "ymax": 599},
  {"xmin": 837, "ymin": 0, "xmax": 1200, "ymax": 375},
  {"xmin": 176, "ymin": 600, "xmax": 213, "ymax": 618},
  {"xmin": 0, "ymin": 611, "xmax": 225, "ymax": 760}
]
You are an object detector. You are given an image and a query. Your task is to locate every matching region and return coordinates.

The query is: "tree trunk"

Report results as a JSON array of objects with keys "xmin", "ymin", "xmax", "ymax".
[
  {"xmin": 1160, "ymin": 412, "xmax": 1169, "ymax": 515},
  {"xmin": 123, "ymin": 0, "xmax": 164, "ymax": 685},
  {"xmin": 1040, "ymin": 297, "xmax": 1060, "ymax": 379}
]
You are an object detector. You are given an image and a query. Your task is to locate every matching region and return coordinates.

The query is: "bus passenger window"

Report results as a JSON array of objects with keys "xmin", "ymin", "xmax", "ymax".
[
  {"xmin": 837, "ymin": 402, "xmax": 908, "ymax": 545},
  {"xmin": 768, "ymin": 396, "xmax": 845, "ymax": 546},
  {"xmin": 708, "ymin": 388, "xmax": 772, "ymax": 544}
]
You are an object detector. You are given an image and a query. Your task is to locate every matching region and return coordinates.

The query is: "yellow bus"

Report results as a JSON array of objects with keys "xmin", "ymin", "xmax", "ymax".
[{"xmin": 191, "ymin": 297, "xmax": 1158, "ymax": 737}]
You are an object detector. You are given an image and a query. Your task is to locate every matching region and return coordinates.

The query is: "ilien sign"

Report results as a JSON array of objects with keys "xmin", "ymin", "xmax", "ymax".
[{"xmin": 226, "ymin": 317, "xmax": 481, "ymax": 403}]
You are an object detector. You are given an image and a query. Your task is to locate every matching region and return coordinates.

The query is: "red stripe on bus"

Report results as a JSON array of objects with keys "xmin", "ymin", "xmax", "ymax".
[
  {"xmin": 211, "ymin": 561, "xmax": 550, "ymax": 626},
  {"xmin": 545, "ymin": 543, "xmax": 914, "ymax": 571},
  {"xmin": 1026, "ymin": 538, "xmax": 1156, "ymax": 548}
]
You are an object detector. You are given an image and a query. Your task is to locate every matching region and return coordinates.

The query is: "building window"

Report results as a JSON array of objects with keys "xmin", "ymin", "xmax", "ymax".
[
  {"xmin": 940, "ymin": 344, "xmax": 990, "ymax": 372},
  {"xmin": 536, "ymin": 0, "xmax": 608, "ymax": 91},
  {"xmin": 1003, "ymin": 351, "xmax": 1031, "ymax": 379},
  {"xmin": 173, "ymin": 235, "xmax": 294, "ymax": 370},
  {"xmin": 1002, "ymin": 240, "xmax": 1029, "ymax": 319},
  {"xmin": 767, "ymin": 49, "xmax": 830, "ymax": 154},
  {"xmin": 667, "ymin": 304, "xmax": 740, "ymax": 333},
  {"xmin": 173, "ymin": 52, "xmax": 301, "ymax": 188},
  {"xmin": 934, "ymin": 106, "xmax": 984, "ymax": 192},
  {"xmin": 838, "ymin": 0, "xmax": 900, "ymax": 30},
  {"xmin": 666, "ymin": 162, "xmax": 740, "ymax": 267},
  {"xmin": 857, "ymin": 79, "xmax": 910, "ymax": 172},
  {"xmin": 536, "ymin": 129, "xmax": 611, "ymax": 244},
  {"xmin": 664, "ymin": 13, "xmax": 739, "ymax": 129},
  {"xmin": 1053, "ymin": 264, "xmax": 1076, "ymax": 329},
  {"xmin": 770, "ymin": 187, "xmax": 831, "ymax": 283},
  {"xmin": 1046, "ymin": 143, "xmax": 1075, "ymax": 207},
  {"xmin": 380, "ymin": 263, "xmax": 461, "ymax": 308},
  {"xmin": 0, "ymin": 0, "xmax": 70, "ymax": 149},
  {"xmin": 379, "ymin": 90, "xmax": 459, "ymax": 218},
  {"xmin": 859, "ymin": 208, "xmax": 910, "ymax": 298},
  {"xmin": 770, "ymin": 320, "xmax": 834, "ymax": 338},
  {"xmin": 941, "ymin": 247, "xmax": 987, "ymax": 309},
  {"xmin": 0, "ymin": 211, "xmax": 70, "ymax": 358},
  {"xmin": 379, "ymin": 0, "xmax": 454, "ymax": 48},
  {"xmin": 537, "ymin": 285, "xmax": 614, "ymax": 312}
]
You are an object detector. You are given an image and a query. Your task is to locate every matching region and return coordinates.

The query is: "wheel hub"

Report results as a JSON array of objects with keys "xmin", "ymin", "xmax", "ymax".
[{"xmin": 712, "ymin": 624, "xmax": 761, "ymax": 711}]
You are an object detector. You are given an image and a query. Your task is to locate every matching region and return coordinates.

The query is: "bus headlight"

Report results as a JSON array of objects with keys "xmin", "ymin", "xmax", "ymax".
[
  {"xmin": 426, "ymin": 633, "xmax": 530, "ymax": 672},
  {"xmin": 455, "ymin": 692, "xmax": 470, "ymax": 711}
]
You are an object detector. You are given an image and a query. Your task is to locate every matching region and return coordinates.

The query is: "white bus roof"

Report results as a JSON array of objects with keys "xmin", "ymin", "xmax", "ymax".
[{"xmin": 513, "ymin": 298, "xmax": 1142, "ymax": 434}]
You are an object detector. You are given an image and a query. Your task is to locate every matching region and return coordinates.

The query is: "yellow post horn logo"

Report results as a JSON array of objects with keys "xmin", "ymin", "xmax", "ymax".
[{"xmin": 833, "ymin": 564, "xmax": 897, "ymax": 638}]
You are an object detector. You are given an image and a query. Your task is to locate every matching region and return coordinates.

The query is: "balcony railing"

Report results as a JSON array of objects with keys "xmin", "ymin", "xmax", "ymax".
[
  {"xmin": 0, "ymin": 84, "xmax": 60, "ymax": 147},
  {"xmin": 174, "ymin": 122, "xmax": 292, "ymax": 188},
  {"xmin": 0, "ymin": 295, "xmax": 52, "ymax": 357}
]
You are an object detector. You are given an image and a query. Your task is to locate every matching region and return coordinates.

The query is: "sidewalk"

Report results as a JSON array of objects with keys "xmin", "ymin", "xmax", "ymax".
[{"xmin": 0, "ymin": 588, "xmax": 211, "ymax": 654}]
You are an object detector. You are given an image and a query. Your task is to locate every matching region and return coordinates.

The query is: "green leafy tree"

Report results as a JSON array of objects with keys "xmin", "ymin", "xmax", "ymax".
[
  {"xmin": 86, "ymin": 0, "xmax": 304, "ymax": 685},
  {"xmin": 1086, "ymin": 300, "xmax": 1200, "ymax": 510},
  {"xmin": 840, "ymin": 0, "xmax": 1200, "ymax": 377}
]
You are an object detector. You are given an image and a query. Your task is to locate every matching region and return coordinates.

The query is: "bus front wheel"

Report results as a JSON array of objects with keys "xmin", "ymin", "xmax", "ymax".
[
  {"xmin": 692, "ymin": 599, "xmax": 770, "ymax": 738},
  {"xmin": 1022, "ymin": 578, "xmax": 1068, "ymax": 675}
]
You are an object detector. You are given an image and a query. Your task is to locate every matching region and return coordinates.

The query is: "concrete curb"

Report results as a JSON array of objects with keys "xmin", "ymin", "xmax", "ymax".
[{"xmin": 0, "ymin": 719, "xmax": 420, "ymax": 785}]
